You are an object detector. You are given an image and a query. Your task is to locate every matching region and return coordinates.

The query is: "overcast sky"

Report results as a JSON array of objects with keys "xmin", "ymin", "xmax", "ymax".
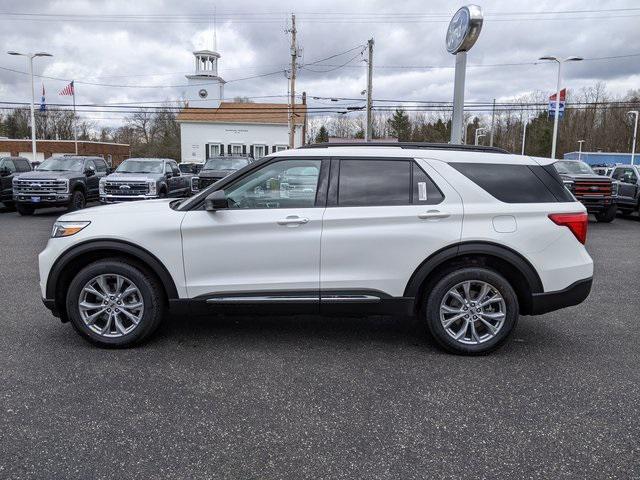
[{"xmin": 1, "ymin": 0, "xmax": 638, "ymax": 126}]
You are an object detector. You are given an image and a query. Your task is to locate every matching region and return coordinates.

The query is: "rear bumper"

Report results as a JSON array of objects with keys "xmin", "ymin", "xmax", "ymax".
[{"xmin": 529, "ymin": 277, "xmax": 593, "ymax": 315}]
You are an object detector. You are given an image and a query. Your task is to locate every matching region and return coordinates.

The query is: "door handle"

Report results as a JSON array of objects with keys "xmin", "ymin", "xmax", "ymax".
[
  {"xmin": 418, "ymin": 210, "xmax": 450, "ymax": 220},
  {"xmin": 277, "ymin": 216, "xmax": 309, "ymax": 226}
]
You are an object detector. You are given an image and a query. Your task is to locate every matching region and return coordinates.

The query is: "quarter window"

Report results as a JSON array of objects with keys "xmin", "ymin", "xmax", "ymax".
[
  {"xmin": 223, "ymin": 159, "xmax": 321, "ymax": 209},
  {"xmin": 452, "ymin": 163, "xmax": 569, "ymax": 203},
  {"xmin": 413, "ymin": 163, "xmax": 444, "ymax": 205},
  {"xmin": 338, "ymin": 159, "xmax": 411, "ymax": 207}
]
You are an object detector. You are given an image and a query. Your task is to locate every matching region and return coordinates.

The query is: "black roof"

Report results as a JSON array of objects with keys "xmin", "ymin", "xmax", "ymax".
[{"xmin": 301, "ymin": 142, "xmax": 509, "ymax": 154}]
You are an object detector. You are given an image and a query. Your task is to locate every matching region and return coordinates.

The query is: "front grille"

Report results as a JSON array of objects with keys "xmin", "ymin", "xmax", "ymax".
[
  {"xmin": 104, "ymin": 181, "xmax": 149, "ymax": 196},
  {"xmin": 14, "ymin": 179, "xmax": 67, "ymax": 195},
  {"xmin": 198, "ymin": 177, "xmax": 222, "ymax": 189},
  {"xmin": 573, "ymin": 179, "xmax": 612, "ymax": 197}
]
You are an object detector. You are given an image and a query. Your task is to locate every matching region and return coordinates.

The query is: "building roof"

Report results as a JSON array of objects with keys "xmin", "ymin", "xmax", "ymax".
[{"xmin": 177, "ymin": 102, "xmax": 307, "ymax": 126}]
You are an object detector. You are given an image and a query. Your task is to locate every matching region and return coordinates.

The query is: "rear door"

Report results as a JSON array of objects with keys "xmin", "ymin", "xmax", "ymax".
[{"xmin": 320, "ymin": 157, "xmax": 463, "ymax": 301}]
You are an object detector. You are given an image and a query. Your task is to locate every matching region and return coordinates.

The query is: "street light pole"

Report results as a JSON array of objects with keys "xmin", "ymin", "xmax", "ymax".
[
  {"xmin": 628, "ymin": 111, "xmax": 639, "ymax": 165},
  {"xmin": 521, "ymin": 119, "xmax": 528, "ymax": 155},
  {"xmin": 7, "ymin": 51, "xmax": 53, "ymax": 162},
  {"xmin": 539, "ymin": 55, "xmax": 583, "ymax": 159},
  {"xmin": 577, "ymin": 140, "xmax": 585, "ymax": 161}
]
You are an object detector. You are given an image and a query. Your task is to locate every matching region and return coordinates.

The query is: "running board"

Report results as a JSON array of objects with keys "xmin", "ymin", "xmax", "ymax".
[{"xmin": 205, "ymin": 294, "xmax": 382, "ymax": 304}]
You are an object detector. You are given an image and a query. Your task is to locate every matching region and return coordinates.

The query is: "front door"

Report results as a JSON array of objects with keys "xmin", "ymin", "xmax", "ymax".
[
  {"xmin": 181, "ymin": 158, "xmax": 327, "ymax": 301},
  {"xmin": 320, "ymin": 158, "xmax": 463, "ymax": 300}
]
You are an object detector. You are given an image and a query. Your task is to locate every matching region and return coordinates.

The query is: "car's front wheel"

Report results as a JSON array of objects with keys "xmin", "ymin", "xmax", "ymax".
[
  {"xmin": 68, "ymin": 190, "xmax": 86, "ymax": 211},
  {"xmin": 595, "ymin": 204, "xmax": 617, "ymax": 223},
  {"xmin": 424, "ymin": 268, "xmax": 519, "ymax": 355},
  {"xmin": 65, "ymin": 259, "xmax": 165, "ymax": 347}
]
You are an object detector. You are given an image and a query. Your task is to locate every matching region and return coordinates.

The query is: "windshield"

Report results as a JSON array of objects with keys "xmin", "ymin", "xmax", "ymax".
[
  {"xmin": 116, "ymin": 159, "xmax": 164, "ymax": 174},
  {"xmin": 203, "ymin": 158, "xmax": 249, "ymax": 171},
  {"xmin": 554, "ymin": 161, "xmax": 595, "ymax": 175},
  {"xmin": 37, "ymin": 157, "xmax": 85, "ymax": 172}
]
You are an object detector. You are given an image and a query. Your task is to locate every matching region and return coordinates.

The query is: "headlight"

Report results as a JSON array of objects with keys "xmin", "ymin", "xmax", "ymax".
[
  {"xmin": 191, "ymin": 177, "xmax": 199, "ymax": 192},
  {"xmin": 62, "ymin": 179, "xmax": 69, "ymax": 193},
  {"xmin": 99, "ymin": 179, "xmax": 106, "ymax": 195},
  {"xmin": 611, "ymin": 182, "xmax": 619, "ymax": 196},
  {"xmin": 51, "ymin": 221, "xmax": 91, "ymax": 238},
  {"xmin": 148, "ymin": 181, "xmax": 157, "ymax": 195}
]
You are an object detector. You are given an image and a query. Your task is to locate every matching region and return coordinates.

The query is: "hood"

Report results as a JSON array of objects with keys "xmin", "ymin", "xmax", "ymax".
[
  {"xmin": 198, "ymin": 169, "xmax": 234, "ymax": 179},
  {"xmin": 105, "ymin": 172, "xmax": 163, "ymax": 182},
  {"xmin": 60, "ymin": 198, "xmax": 176, "ymax": 221},
  {"xmin": 16, "ymin": 170, "xmax": 81, "ymax": 180}
]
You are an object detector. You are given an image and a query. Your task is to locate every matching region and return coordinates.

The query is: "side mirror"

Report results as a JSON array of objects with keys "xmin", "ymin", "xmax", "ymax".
[
  {"xmin": 0, "ymin": 167, "xmax": 10, "ymax": 177},
  {"xmin": 165, "ymin": 171, "xmax": 173, "ymax": 179},
  {"xmin": 204, "ymin": 190, "xmax": 228, "ymax": 211},
  {"xmin": 85, "ymin": 167, "xmax": 95, "ymax": 177}
]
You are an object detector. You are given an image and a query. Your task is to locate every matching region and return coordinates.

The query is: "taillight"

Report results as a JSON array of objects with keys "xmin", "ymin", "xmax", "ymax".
[{"xmin": 548, "ymin": 212, "xmax": 588, "ymax": 245}]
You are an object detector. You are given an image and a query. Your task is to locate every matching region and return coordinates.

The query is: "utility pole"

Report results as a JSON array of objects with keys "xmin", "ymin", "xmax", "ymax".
[
  {"xmin": 287, "ymin": 14, "xmax": 297, "ymax": 149},
  {"xmin": 521, "ymin": 120, "xmax": 527, "ymax": 155},
  {"xmin": 365, "ymin": 38, "xmax": 374, "ymax": 142},
  {"xmin": 489, "ymin": 98, "xmax": 496, "ymax": 146},
  {"xmin": 628, "ymin": 111, "xmax": 638, "ymax": 165},
  {"xmin": 577, "ymin": 140, "xmax": 585, "ymax": 162}
]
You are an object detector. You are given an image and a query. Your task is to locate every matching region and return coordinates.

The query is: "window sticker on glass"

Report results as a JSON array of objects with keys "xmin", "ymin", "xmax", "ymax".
[{"xmin": 418, "ymin": 182, "xmax": 428, "ymax": 201}]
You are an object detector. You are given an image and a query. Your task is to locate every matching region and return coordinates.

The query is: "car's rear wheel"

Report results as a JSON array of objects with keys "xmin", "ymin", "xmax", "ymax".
[
  {"xmin": 16, "ymin": 204, "xmax": 35, "ymax": 216},
  {"xmin": 595, "ymin": 204, "xmax": 617, "ymax": 223},
  {"xmin": 68, "ymin": 190, "xmax": 86, "ymax": 211},
  {"xmin": 66, "ymin": 259, "xmax": 165, "ymax": 347},
  {"xmin": 424, "ymin": 268, "xmax": 519, "ymax": 355}
]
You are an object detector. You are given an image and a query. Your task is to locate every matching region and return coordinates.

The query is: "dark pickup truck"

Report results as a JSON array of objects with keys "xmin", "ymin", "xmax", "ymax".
[
  {"xmin": 0, "ymin": 156, "xmax": 32, "ymax": 209},
  {"xmin": 554, "ymin": 160, "xmax": 617, "ymax": 223},
  {"xmin": 610, "ymin": 165, "xmax": 640, "ymax": 216},
  {"xmin": 12, "ymin": 155, "xmax": 109, "ymax": 215},
  {"xmin": 197, "ymin": 157, "xmax": 252, "ymax": 190},
  {"xmin": 100, "ymin": 158, "xmax": 197, "ymax": 203}
]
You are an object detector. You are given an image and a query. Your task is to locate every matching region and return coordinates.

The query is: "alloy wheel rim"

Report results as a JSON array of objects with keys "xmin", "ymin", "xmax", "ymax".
[
  {"xmin": 78, "ymin": 274, "xmax": 144, "ymax": 338},
  {"xmin": 439, "ymin": 280, "xmax": 506, "ymax": 345}
]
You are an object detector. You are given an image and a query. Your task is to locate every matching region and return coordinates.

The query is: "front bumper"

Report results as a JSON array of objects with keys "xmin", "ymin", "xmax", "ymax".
[
  {"xmin": 574, "ymin": 196, "xmax": 614, "ymax": 213},
  {"xmin": 14, "ymin": 193, "xmax": 71, "ymax": 207},
  {"xmin": 529, "ymin": 277, "xmax": 593, "ymax": 315},
  {"xmin": 100, "ymin": 194, "xmax": 159, "ymax": 203}
]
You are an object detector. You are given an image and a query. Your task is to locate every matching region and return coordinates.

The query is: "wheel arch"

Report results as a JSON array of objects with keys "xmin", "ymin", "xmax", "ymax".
[
  {"xmin": 404, "ymin": 242, "xmax": 543, "ymax": 316},
  {"xmin": 47, "ymin": 239, "xmax": 179, "ymax": 321}
]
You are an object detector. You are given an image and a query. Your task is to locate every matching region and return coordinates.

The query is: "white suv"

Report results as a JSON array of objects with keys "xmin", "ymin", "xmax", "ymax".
[{"xmin": 39, "ymin": 143, "xmax": 593, "ymax": 354}]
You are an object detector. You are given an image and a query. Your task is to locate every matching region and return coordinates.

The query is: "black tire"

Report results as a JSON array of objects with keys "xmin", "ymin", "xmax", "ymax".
[
  {"xmin": 65, "ymin": 259, "xmax": 165, "ymax": 347},
  {"xmin": 424, "ymin": 267, "xmax": 519, "ymax": 355},
  {"xmin": 68, "ymin": 189, "xmax": 86, "ymax": 211},
  {"xmin": 158, "ymin": 189, "xmax": 167, "ymax": 198},
  {"xmin": 16, "ymin": 204, "xmax": 35, "ymax": 216},
  {"xmin": 595, "ymin": 204, "xmax": 617, "ymax": 223}
]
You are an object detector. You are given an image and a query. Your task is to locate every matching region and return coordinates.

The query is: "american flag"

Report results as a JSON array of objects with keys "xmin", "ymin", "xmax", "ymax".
[{"xmin": 58, "ymin": 80, "xmax": 74, "ymax": 96}]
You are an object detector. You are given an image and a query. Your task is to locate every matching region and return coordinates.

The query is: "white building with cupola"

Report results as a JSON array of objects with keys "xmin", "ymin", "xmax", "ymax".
[{"xmin": 178, "ymin": 48, "xmax": 306, "ymax": 164}]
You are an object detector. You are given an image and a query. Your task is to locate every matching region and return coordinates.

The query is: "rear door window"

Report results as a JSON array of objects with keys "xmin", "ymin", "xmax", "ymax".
[{"xmin": 338, "ymin": 160, "xmax": 411, "ymax": 206}]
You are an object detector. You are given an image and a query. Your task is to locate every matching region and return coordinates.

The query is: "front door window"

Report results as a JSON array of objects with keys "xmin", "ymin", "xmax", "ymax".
[{"xmin": 223, "ymin": 159, "xmax": 321, "ymax": 209}]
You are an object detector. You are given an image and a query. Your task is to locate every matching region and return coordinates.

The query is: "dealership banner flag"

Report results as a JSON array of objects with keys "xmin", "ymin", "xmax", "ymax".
[
  {"xmin": 549, "ymin": 88, "xmax": 566, "ymax": 119},
  {"xmin": 39, "ymin": 84, "xmax": 46, "ymax": 112}
]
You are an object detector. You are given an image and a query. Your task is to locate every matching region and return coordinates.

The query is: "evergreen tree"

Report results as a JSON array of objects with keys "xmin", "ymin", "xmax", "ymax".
[
  {"xmin": 315, "ymin": 125, "xmax": 329, "ymax": 143},
  {"xmin": 387, "ymin": 109, "xmax": 412, "ymax": 141}
]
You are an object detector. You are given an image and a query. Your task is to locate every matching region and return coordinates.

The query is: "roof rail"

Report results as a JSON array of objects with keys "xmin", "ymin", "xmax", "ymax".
[{"xmin": 301, "ymin": 142, "xmax": 509, "ymax": 154}]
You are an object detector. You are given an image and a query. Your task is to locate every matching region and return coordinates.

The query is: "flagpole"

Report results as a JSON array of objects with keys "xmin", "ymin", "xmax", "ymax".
[{"xmin": 72, "ymin": 81, "xmax": 78, "ymax": 155}]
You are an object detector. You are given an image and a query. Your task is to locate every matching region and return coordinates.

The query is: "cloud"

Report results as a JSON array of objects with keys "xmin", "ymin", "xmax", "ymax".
[{"xmin": 0, "ymin": 0, "xmax": 638, "ymax": 126}]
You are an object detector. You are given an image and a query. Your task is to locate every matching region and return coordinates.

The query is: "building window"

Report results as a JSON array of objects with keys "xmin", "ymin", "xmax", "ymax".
[
  {"xmin": 231, "ymin": 144, "xmax": 243, "ymax": 156},
  {"xmin": 208, "ymin": 143, "xmax": 222, "ymax": 157},
  {"xmin": 275, "ymin": 145, "xmax": 288, "ymax": 152},
  {"xmin": 253, "ymin": 144, "xmax": 267, "ymax": 159}
]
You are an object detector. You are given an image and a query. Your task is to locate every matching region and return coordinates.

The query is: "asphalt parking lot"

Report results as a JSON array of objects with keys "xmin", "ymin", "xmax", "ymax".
[{"xmin": 1, "ymin": 207, "xmax": 639, "ymax": 479}]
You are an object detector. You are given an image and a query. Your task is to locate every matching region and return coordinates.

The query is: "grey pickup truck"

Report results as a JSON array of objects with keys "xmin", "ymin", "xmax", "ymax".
[{"xmin": 100, "ymin": 158, "xmax": 197, "ymax": 203}]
